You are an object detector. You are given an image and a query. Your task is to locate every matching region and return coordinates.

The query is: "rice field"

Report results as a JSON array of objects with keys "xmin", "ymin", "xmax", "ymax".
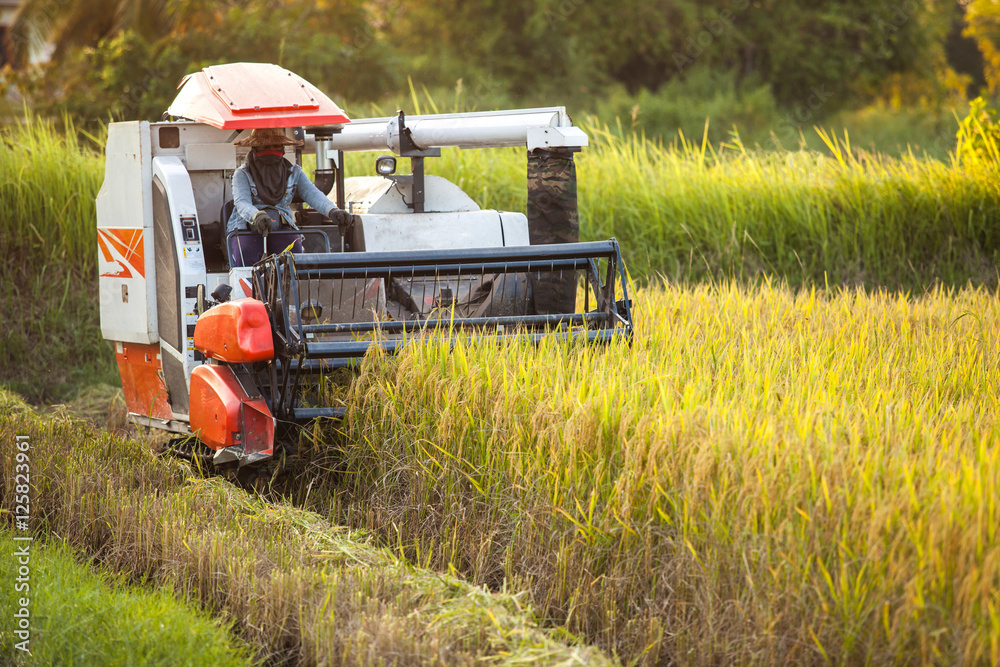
[
  {"xmin": 427, "ymin": 124, "xmax": 1000, "ymax": 287},
  {"xmin": 0, "ymin": 117, "xmax": 112, "ymax": 402},
  {"xmin": 5, "ymin": 113, "xmax": 1000, "ymax": 401},
  {"xmin": 319, "ymin": 282, "xmax": 1000, "ymax": 665},
  {"xmin": 2, "ymin": 116, "xmax": 1000, "ymax": 664},
  {"xmin": 5, "ymin": 115, "xmax": 1000, "ymax": 290}
]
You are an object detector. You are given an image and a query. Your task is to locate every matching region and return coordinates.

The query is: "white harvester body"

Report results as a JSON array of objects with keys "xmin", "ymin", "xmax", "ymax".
[{"xmin": 97, "ymin": 63, "xmax": 631, "ymax": 466}]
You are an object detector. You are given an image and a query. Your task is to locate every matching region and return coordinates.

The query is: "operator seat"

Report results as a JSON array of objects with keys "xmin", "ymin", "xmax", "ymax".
[
  {"xmin": 222, "ymin": 201, "xmax": 334, "ymax": 267},
  {"xmin": 223, "ymin": 203, "xmax": 303, "ymax": 267},
  {"xmin": 227, "ymin": 231, "xmax": 306, "ymax": 268}
]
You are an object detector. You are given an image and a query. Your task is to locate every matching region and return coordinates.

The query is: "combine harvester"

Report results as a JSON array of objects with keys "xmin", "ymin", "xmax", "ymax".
[{"xmin": 98, "ymin": 63, "xmax": 632, "ymax": 469}]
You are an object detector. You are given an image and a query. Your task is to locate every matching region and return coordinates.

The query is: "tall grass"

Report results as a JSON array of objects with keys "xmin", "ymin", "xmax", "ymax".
[
  {"xmin": 0, "ymin": 116, "xmax": 114, "ymax": 402},
  {"xmin": 3, "ymin": 111, "xmax": 995, "ymax": 301},
  {"xmin": 0, "ymin": 114, "xmax": 102, "ymax": 271},
  {"xmin": 309, "ymin": 282, "xmax": 1000, "ymax": 665},
  {"xmin": 4, "ymin": 111, "xmax": 1000, "ymax": 664},
  {"xmin": 427, "ymin": 124, "xmax": 1000, "ymax": 288},
  {"xmin": 0, "ymin": 392, "xmax": 611, "ymax": 665}
]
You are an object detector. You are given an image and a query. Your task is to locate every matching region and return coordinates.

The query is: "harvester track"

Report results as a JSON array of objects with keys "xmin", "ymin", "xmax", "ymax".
[{"xmin": 161, "ymin": 435, "xmax": 311, "ymax": 493}]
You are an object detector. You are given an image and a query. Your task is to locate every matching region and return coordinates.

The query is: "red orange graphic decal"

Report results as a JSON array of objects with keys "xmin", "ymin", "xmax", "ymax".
[{"xmin": 98, "ymin": 228, "xmax": 145, "ymax": 279}]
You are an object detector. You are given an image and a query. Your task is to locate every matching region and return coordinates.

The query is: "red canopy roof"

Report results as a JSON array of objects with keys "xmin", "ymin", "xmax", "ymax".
[{"xmin": 167, "ymin": 63, "xmax": 351, "ymax": 130}]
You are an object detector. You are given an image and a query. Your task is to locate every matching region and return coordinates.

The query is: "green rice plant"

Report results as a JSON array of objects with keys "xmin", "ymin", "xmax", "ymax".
[
  {"xmin": 426, "ymin": 123, "xmax": 1000, "ymax": 289},
  {"xmin": 5, "ymin": 106, "xmax": 1000, "ymax": 300},
  {"xmin": 0, "ymin": 112, "xmax": 103, "ymax": 273},
  {"xmin": 0, "ymin": 530, "xmax": 250, "ymax": 666},
  {"xmin": 0, "ymin": 115, "xmax": 114, "ymax": 402},
  {"xmin": 956, "ymin": 97, "xmax": 1000, "ymax": 167},
  {"xmin": 0, "ymin": 391, "xmax": 612, "ymax": 665},
  {"xmin": 303, "ymin": 110, "xmax": 1000, "ymax": 291},
  {"xmin": 317, "ymin": 281, "xmax": 1000, "ymax": 665}
]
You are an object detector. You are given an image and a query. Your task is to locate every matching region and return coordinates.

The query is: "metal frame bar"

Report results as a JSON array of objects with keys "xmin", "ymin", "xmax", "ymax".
[
  {"xmin": 292, "ymin": 240, "xmax": 618, "ymax": 269},
  {"xmin": 303, "ymin": 328, "xmax": 627, "ymax": 360},
  {"xmin": 299, "ymin": 311, "xmax": 610, "ymax": 335},
  {"xmin": 250, "ymin": 239, "xmax": 634, "ymax": 421}
]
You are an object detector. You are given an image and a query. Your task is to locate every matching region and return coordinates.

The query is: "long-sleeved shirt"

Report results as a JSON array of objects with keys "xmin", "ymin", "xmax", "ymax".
[{"xmin": 226, "ymin": 161, "xmax": 335, "ymax": 236}]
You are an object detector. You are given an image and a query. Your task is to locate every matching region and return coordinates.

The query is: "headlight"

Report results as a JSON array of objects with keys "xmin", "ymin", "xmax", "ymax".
[{"xmin": 375, "ymin": 155, "xmax": 397, "ymax": 176}]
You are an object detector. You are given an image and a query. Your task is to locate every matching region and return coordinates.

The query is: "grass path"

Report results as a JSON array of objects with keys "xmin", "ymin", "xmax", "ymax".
[{"xmin": 0, "ymin": 530, "xmax": 250, "ymax": 666}]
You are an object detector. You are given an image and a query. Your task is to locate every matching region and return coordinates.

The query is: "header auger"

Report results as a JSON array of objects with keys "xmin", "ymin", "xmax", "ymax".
[{"xmin": 98, "ymin": 62, "xmax": 633, "ymax": 469}]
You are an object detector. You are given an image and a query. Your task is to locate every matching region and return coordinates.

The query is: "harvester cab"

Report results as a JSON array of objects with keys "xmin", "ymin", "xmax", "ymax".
[{"xmin": 97, "ymin": 62, "xmax": 633, "ymax": 468}]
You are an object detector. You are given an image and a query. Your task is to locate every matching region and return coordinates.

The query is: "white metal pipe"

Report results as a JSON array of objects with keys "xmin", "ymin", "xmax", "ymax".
[{"xmin": 327, "ymin": 107, "xmax": 586, "ymax": 153}]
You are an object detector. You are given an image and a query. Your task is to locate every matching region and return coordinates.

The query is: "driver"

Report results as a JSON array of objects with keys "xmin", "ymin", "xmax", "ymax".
[{"xmin": 226, "ymin": 127, "xmax": 350, "ymax": 238}]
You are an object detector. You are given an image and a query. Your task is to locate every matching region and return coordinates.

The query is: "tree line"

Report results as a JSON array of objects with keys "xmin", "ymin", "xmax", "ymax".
[{"xmin": 1, "ymin": 0, "xmax": 998, "ymax": 123}]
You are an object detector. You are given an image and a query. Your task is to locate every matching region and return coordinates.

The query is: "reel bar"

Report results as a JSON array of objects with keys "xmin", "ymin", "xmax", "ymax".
[
  {"xmin": 298, "ymin": 311, "xmax": 611, "ymax": 335},
  {"xmin": 291, "ymin": 240, "xmax": 622, "ymax": 270},
  {"xmin": 296, "ymin": 259, "xmax": 590, "ymax": 280},
  {"xmin": 290, "ymin": 407, "xmax": 346, "ymax": 421},
  {"xmin": 281, "ymin": 358, "xmax": 360, "ymax": 373},
  {"xmin": 250, "ymin": 238, "xmax": 634, "ymax": 421},
  {"xmin": 303, "ymin": 328, "xmax": 628, "ymax": 360}
]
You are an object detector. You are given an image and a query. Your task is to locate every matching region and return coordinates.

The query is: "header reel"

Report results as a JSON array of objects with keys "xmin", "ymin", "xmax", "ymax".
[{"xmin": 247, "ymin": 239, "xmax": 634, "ymax": 425}]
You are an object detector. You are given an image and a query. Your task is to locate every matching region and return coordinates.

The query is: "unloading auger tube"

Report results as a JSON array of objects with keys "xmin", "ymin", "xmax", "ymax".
[{"xmin": 239, "ymin": 238, "xmax": 634, "ymax": 425}]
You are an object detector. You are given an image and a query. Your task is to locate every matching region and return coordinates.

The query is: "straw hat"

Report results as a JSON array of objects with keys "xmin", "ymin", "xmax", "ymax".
[{"xmin": 234, "ymin": 127, "xmax": 303, "ymax": 148}]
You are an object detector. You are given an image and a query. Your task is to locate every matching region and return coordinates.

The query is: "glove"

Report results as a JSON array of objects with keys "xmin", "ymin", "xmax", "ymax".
[
  {"xmin": 251, "ymin": 211, "xmax": 271, "ymax": 237},
  {"xmin": 328, "ymin": 208, "xmax": 353, "ymax": 226}
]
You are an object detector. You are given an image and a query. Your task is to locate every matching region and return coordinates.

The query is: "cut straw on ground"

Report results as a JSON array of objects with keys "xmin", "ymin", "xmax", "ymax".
[{"xmin": 0, "ymin": 393, "xmax": 612, "ymax": 665}]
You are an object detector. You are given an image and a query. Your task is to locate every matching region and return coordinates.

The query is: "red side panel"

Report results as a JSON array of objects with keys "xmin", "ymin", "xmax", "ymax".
[
  {"xmin": 115, "ymin": 342, "xmax": 172, "ymax": 420},
  {"xmin": 194, "ymin": 299, "xmax": 274, "ymax": 364},
  {"xmin": 189, "ymin": 365, "xmax": 274, "ymax": 454},
  {"xmin": 189, "ymin": 365, "xmax": 241, "ymax": 450}
]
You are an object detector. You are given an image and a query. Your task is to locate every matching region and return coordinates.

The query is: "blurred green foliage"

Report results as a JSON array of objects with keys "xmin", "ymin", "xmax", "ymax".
[
  {"xmin": 587, "ymin": 68, "xmax": 781, "ymax": 145},
  {"xmin": 956, "ymin": 95, "xmax": 1000, "ymax": 163},
  {"xmin": 0, "ymin": 0, "xmax": 976, "ymax": 129},
  {"xmin": 388, "ymin": 0, "xmax": 951, "ymax": 105},
  {"xmin": 2, "ymin": 0, "xmax": 402, "ymax": 122},
  {"xmin": 965, "ymin": 0, "xmax": 1000, "ymax": 93}
]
